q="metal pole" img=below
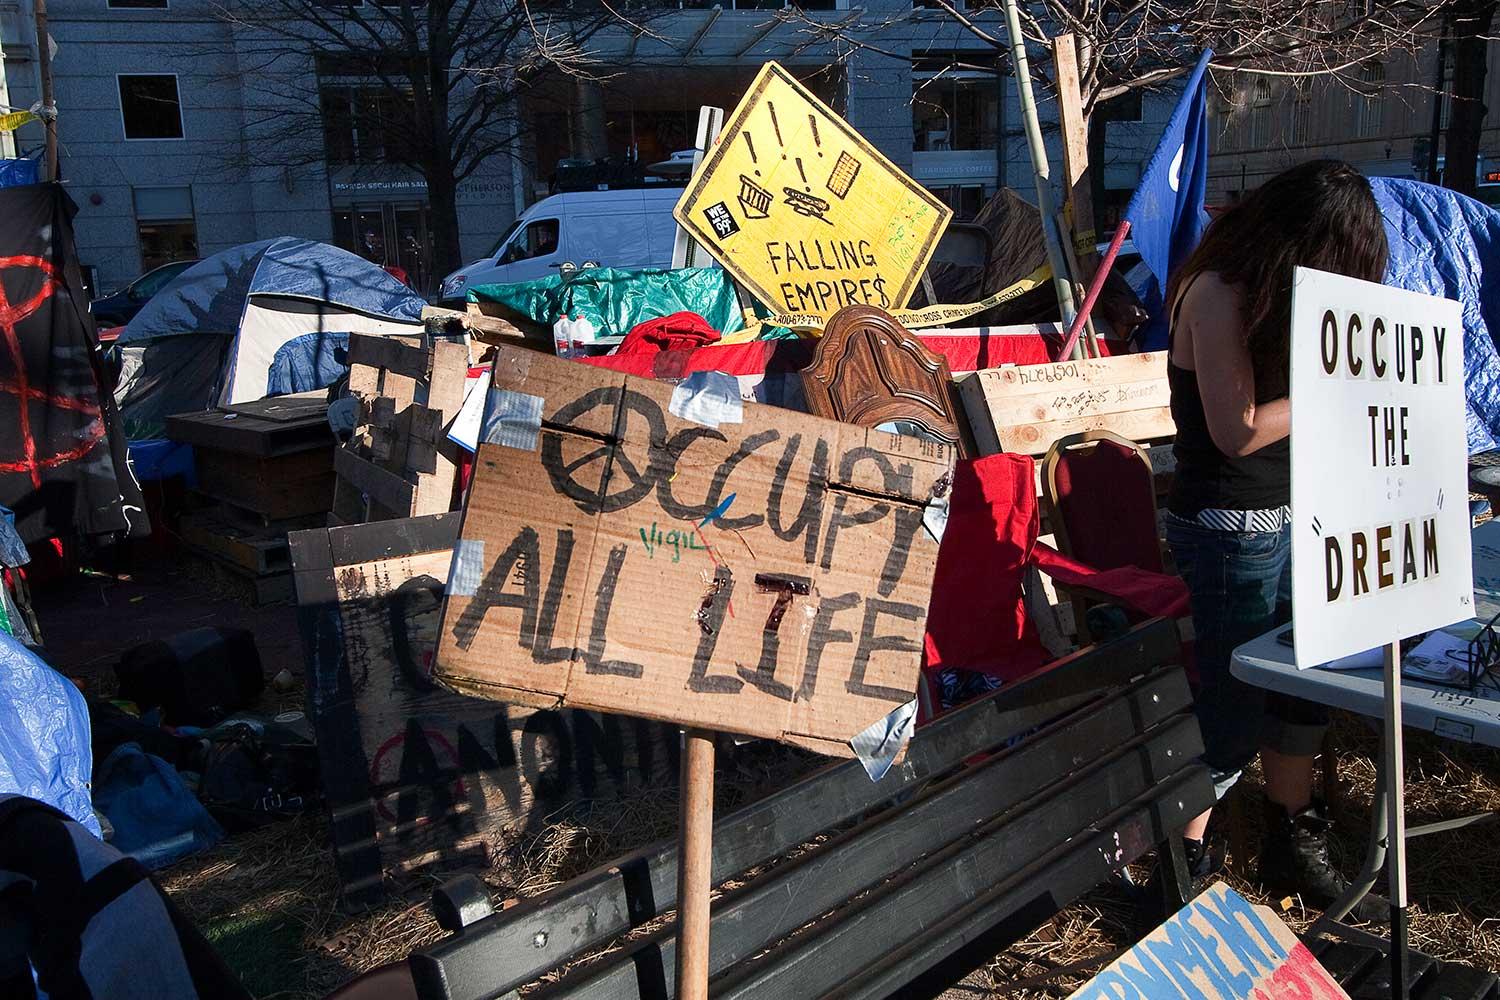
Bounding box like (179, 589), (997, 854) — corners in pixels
(999, 0), (1080, 356)
(1056, 220), (1128, 361)
(1383, 640), (1409, 1000)
(1428, 30), (1448, 185)
(33, 0), (57, 182)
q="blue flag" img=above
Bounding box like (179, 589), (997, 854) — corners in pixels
(1123, 49), (1213, 350)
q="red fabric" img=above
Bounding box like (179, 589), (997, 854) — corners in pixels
(616, 312), (721, 356)
(1051, 439), (1165, 574)
(1032, 541), (1189, 620)
(923, 454), (1050, 681)
(922, 453), (1191, 691)
(581, 331), (1125, 379)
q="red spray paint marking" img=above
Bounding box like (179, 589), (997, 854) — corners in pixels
(0, 255), (105, 487)
(369, 727), (468, 824)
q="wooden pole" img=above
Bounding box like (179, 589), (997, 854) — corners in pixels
(1052, 34), (1101, 356)
(1000, 0), (1080, 357)
(674, 728), (716, 1000)
(1382, 640), (1409, 1000)
(33, 0), (57, 183)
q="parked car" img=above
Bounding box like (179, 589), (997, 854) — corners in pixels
(439, 187), (686, 301)
(89, 259), (198, 327)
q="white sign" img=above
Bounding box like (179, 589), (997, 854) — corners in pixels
(1291, 267), (1472, 667)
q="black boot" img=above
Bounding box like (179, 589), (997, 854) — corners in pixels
(1259, 801), (1389, 925)
(1134, 837), (1222, 932)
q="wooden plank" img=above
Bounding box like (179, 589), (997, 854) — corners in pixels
(335, 447), (416, 517)
(541, 672), (1195, 1000)
(177, 510), (292, 575)
(408, 620), (1184, 999)
(291, 514), (681, 907)
(1053, 33), (1102, 351)
(959, 353), (1174, 457)
(349, 333), (430, 381)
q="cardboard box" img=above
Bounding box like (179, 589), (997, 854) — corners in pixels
(433, 348), (954, 757)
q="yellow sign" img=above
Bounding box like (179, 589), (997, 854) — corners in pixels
(674, 62), (952, 323)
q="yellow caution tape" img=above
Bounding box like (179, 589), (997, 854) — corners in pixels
(0, 111), (37, 133)
(727, 263), (1052, 340)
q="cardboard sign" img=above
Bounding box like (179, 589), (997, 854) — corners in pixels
(1290, 268), (1473, 667)
(1069, 883), (1350, 999)
(673, 62), (952, 325)
(432, 349), (952, 757)
(290, 513), (678, 906)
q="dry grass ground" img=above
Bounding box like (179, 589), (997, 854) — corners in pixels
(158, 711), (1500, 999)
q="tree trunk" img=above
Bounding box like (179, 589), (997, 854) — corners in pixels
(1444, 0), (1497, 196)
(427, 162), (463, 283)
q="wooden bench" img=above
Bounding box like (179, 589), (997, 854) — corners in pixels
(403, 618), (1213, 1000)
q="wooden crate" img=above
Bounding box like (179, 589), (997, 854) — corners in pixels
(194, 447), (334, 521)
(332, 334), (468, 524)
(289, 514), (681, 907)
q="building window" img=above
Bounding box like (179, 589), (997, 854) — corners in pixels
(1291, 83), (1311, 144)
(911, 64), (1000, 152)
(1248, 79), (1272, 148)
(1357, 62), (1385, 138)
(108, 0), (168, 8)
(133, 187), (198, 273)
(928, 184), (987, 220)
(118, 75), (183, 140)
(319, 83), (417, 164)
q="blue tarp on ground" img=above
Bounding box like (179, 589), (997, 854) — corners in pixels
(0, 632), (99, 836)
(1370, 178), (1500, 454)
(119, 238), (424, 344)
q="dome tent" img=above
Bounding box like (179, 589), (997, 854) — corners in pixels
(115, 238), (424, 436)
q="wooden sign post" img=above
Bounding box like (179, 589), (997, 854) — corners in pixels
(432, 348), (950, 996)
(1289, 268), (1471, 998)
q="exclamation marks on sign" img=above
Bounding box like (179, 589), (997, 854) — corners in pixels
(768, 101), (785, 154)
(743, 131), (759, 176)
(795, 157), (809, 189)
(808, 114), (823, 156)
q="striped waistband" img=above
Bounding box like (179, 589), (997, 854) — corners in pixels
(1175, 505), (1291, 533)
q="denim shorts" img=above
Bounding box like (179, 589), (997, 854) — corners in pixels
(1165, 512), (1329, 799)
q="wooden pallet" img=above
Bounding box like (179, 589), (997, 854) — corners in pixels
(332, 334), (468, 524)
(177, 508), (296, 575)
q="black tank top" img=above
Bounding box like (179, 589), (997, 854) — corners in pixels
(1167, 277), (1290, 516)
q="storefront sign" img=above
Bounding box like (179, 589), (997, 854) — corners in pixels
(674, 62), (952, 324)
(1290, 267), (1472, 667)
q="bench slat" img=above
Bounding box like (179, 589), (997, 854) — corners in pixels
(410, 621), (1183, 1000)
(537, 668), (1194, 999)
(715, 758), (1211, 998)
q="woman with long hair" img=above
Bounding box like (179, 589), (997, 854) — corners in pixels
(1165, 159), (1388, 922)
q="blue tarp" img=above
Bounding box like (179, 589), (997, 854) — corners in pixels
(119, 237), (424, 345)
(267, 331), (349, 396)
(1370, 178), (1500, 454)
(0, 632), (99, 836)
(0, 156), (39, 189)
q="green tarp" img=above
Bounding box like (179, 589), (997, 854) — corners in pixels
(467, 267), (746, 339)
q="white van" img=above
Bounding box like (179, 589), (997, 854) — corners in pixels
(439, 187), (687, 299)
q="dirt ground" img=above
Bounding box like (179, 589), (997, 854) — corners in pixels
(31, 559), (1500, 999)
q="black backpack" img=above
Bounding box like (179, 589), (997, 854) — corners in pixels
(115, 627), (264, 727)
(0, 795), (251, 1000)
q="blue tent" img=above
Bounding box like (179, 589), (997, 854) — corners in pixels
(0, 632), (99, 836)
(1370, 179), (1500, 454)
(115, 238), (424, 435)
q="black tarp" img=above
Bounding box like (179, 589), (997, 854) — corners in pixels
(0, 183), (146, 543)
